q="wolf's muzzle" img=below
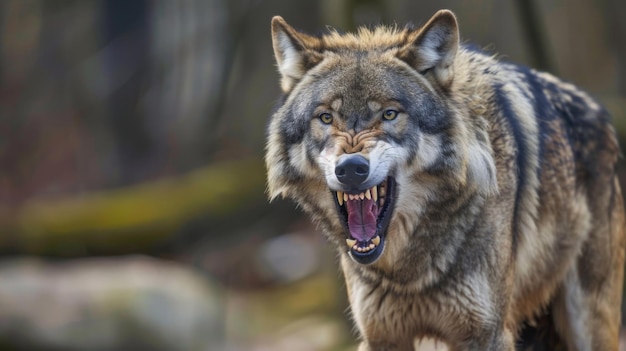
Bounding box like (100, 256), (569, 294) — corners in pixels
(335, 155), (369, 187)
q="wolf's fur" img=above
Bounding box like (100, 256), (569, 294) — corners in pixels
(265, 9), (625, 350)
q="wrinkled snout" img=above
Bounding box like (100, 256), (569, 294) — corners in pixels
(335, 154), (369, 187)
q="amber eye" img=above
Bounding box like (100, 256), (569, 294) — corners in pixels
(383, 109), (398, 121)
(319, 113), (333, 124)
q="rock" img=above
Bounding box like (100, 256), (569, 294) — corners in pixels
(0, 256), (223, 351)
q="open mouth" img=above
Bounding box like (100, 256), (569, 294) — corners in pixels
(332, 177), (397, 264)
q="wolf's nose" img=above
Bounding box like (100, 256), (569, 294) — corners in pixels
(335, 155), (369, 186)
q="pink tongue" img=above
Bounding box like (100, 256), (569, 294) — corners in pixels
(346, 198), (378, 241)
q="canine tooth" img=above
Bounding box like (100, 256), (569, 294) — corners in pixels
(337, 191), (344, 206)
(346, 238), (357, 247)
(359, 193), (365, 200)
(365, 189), (371, 200)
(372, 235), (381, 246)
(372, 186), (378, 201)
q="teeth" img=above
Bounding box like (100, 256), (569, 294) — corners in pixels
(342, 188), (379, 202)
(379, 186), (386, 197)
(350, 237), (381, 253)
(372, 235), (380, 245)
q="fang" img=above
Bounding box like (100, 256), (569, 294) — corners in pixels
(372, 235), (381, 245)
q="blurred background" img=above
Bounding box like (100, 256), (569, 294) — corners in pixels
(0, 0), (625, 350)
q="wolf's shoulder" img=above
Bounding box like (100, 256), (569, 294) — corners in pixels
(456, 44), (619, 175)
(455, 45), (610, 129)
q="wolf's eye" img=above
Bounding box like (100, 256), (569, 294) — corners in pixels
(383, 109), (398, 121)
(319, 113), (333, 124)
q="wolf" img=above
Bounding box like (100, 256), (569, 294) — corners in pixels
(265, 9), (625, 350)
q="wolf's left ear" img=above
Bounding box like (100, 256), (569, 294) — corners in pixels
(271, 16), (324, 93)
(398, 10), (459, 88)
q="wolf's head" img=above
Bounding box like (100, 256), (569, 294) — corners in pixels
(266, 10), (497, 266)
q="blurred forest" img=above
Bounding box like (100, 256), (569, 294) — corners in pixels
(0, 0), (625, 350)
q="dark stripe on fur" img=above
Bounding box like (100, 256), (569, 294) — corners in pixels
(516, 314), (566, 351)
(492, 82), (527, 253)
(514, 67), (551, 189)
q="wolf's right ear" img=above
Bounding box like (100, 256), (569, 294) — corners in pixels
(271, 16), (324, 93)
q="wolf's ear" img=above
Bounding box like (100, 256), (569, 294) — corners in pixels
(271, 16), (324, 93)
(398, 10), (459, 88)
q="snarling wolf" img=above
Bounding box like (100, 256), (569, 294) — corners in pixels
(265, 9), (625, 350)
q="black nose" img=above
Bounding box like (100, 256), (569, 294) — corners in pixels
(335, 155), (369, 186)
